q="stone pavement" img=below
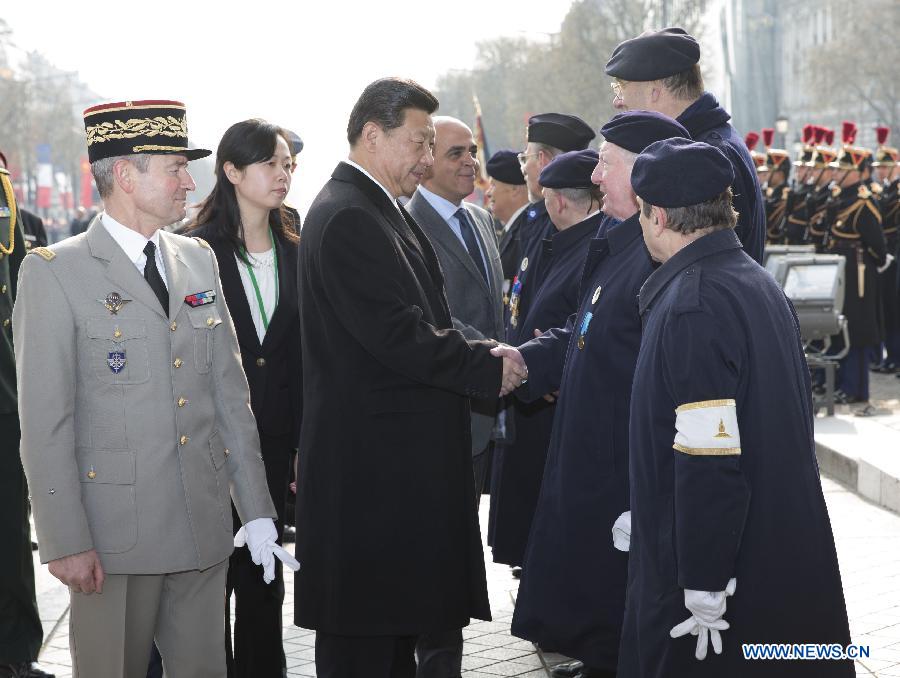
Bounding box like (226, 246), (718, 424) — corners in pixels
(29, 467), (900, 677)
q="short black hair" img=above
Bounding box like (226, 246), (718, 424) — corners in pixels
(347, 78), (439, 145)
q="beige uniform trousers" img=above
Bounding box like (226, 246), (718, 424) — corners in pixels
(69, 559), (228, 678)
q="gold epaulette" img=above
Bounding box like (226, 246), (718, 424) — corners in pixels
(766, 187), (774, 199)
(0, 168), (8, 176)
(831, 185), (842, 198)
(192, 237), (210, 250)
(29, 247), (55, 261)
(858, 184), (872, 200)
(870, 182), (883, 195)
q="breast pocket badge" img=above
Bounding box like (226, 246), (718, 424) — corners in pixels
(577, 311), (593, 350)
(107, 351), (126, 374)
(185, 290), (216, 307)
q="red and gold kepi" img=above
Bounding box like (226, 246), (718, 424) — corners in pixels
(82, 99), (211, 163)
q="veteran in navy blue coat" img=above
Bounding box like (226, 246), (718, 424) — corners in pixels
(606, 27), (765, 264)
(620, 139), (851, 677)
(488, 150), (601, 568)
(500, 113), (691, 677)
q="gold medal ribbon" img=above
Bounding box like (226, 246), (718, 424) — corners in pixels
(0, 172), (17, 256)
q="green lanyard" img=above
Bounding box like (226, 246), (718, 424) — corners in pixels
(241, 228), (279, 332)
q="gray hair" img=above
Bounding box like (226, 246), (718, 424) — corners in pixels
(91, 154), (151, 198)
(555, 187), (595, 207)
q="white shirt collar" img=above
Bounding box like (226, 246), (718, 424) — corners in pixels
(504, 203), (529, 233)
(100, 211), (161, 265)
(416, 185), (463, 223)
(343, 159), (401, 211)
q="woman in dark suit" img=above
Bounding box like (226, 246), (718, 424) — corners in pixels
(190, 119), (301, 678)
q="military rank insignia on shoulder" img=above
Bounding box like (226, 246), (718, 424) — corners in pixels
(870, 182), (884, 195)
(30, 247), (56, 261)
(831, 185), (842, 198)
(192, 236), (211, 249)
(858, 184), (872, 200)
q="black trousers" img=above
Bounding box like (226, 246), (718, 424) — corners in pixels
(225, 432), (292, 678)
(315, 632), (418, 678)
(0, 414), (42, 664)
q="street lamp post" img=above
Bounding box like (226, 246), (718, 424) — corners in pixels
(775, 115), (789, 148)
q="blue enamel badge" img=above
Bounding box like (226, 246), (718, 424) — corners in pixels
(577, 312), (593, 350)
(107, 351), (126, 374)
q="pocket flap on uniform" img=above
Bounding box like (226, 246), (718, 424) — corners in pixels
(188, 308), (222, 330)
(75, 449), (136, 485)
(209, 431), (228, 469)
(86, 317), (147, 342)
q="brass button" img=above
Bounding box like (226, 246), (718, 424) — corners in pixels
(113, 328), (122, 339)
(177, 397), (187, 407)
(87, 470), (96, 480)
(179, 435), (189, 446)
(1, 284), (7, 294)
(170, 321), (178, 331)
(206, 317), (214, 327)
(2, 319), (9, 328)
(173, 358), (183, 368)
(256, 358), (266, 367)
(224, 448), (230, 457)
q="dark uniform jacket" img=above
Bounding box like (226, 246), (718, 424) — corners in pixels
(510, 214), (652, 670)
(677, 93), (765, 263)
(0, 186), (26, 412)
(294, 162), (501, 635)
(785, 181), (813, 245)
(504, 200), (554, 342)
(827, 182), (887, 347)
(620, 229), (851, 678)
(764, 183), (790, 244)
(488, 211), (600, 567)
(499, 207), (529, 284)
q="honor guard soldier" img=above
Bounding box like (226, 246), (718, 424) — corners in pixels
(494, 112), (691, 678)
(605, 27), (766, 263)
(805, 126), (838, 250)
(784, 124), (816, 245)
(760, 127), (792, 245)
(871, 126), (899, 372)
(485, 150), (530, 303)
(620, 137), (852, 678)
(509, 113), (596, 334)
(744, 131), (766, 174)
(489, 149), (602, 573)
(0, 150), (48, 251)
(826, 121), (888, 411)
(14, 100), (289, 678)
(0, 160), (53, 678)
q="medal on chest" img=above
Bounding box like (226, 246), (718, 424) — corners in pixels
(577, 285), (602, 350)
(509, 257), (529, 328)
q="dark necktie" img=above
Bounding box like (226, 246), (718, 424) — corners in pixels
(143, 241), (169, 313)
(455, 208), (488, 283)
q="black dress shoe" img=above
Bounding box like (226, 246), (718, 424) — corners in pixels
(0, 663), (56, 678)
(551, 660), (584, 678)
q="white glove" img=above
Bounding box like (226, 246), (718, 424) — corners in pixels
(877, 253), (895, 274)
(612, 511), (631, 552)
(234, 517), (301, 584)
(670, 577), (737, 660)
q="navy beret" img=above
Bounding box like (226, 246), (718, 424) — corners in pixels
(286, 129), (304, 155)
(486, 150), (526, 185)
(605, 27), (700, 81)
(539, 149), (599, 189)
(528, 113), (595, 152)
(599, 111), (690, 154)
(631, 138), (734, 208)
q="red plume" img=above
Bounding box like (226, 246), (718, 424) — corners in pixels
(762, 128), (775, 148)
(744, 131), (759, 151)
(876, 126), (890, 145)
(824, 129), (835, 146)
(802, 124), (814, 144)
(841, 121), (856, 145)
(813, 126), (826, 144)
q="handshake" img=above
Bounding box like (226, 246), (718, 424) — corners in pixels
(491, 344), (528, 397)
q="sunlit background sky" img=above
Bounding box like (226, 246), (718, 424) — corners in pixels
(2, 1), (574, 216)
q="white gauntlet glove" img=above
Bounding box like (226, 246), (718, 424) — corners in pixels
(611, 511), (631, 552)
(670, 577), (737, 660)
(234, 517), (301, 584)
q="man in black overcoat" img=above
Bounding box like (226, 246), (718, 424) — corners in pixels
(294, 77), (526, 678)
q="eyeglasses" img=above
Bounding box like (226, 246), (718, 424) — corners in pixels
(517, 152), (538, 166)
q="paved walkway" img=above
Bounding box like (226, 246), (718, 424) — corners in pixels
(30, 469), (900, 677)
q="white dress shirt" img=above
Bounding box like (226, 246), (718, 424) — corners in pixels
(235, 249), (278, 343)
(101, 212), (168, 288)
(416, 185), (489, 273)
(343, 159), (402, 213)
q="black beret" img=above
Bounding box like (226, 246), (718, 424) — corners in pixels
(539, 149), (599, 189)
(599, 111), (690, 154)
(631, 138), (734, 208)
(528, 113), (595, 152)
(285, 129), (304, 156)
(486, 150), (526, 185)
(605, 27), (700, 81)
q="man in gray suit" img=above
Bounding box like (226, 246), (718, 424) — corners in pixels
(13, 100), (293, 678)
(407, 115), (504, 678)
